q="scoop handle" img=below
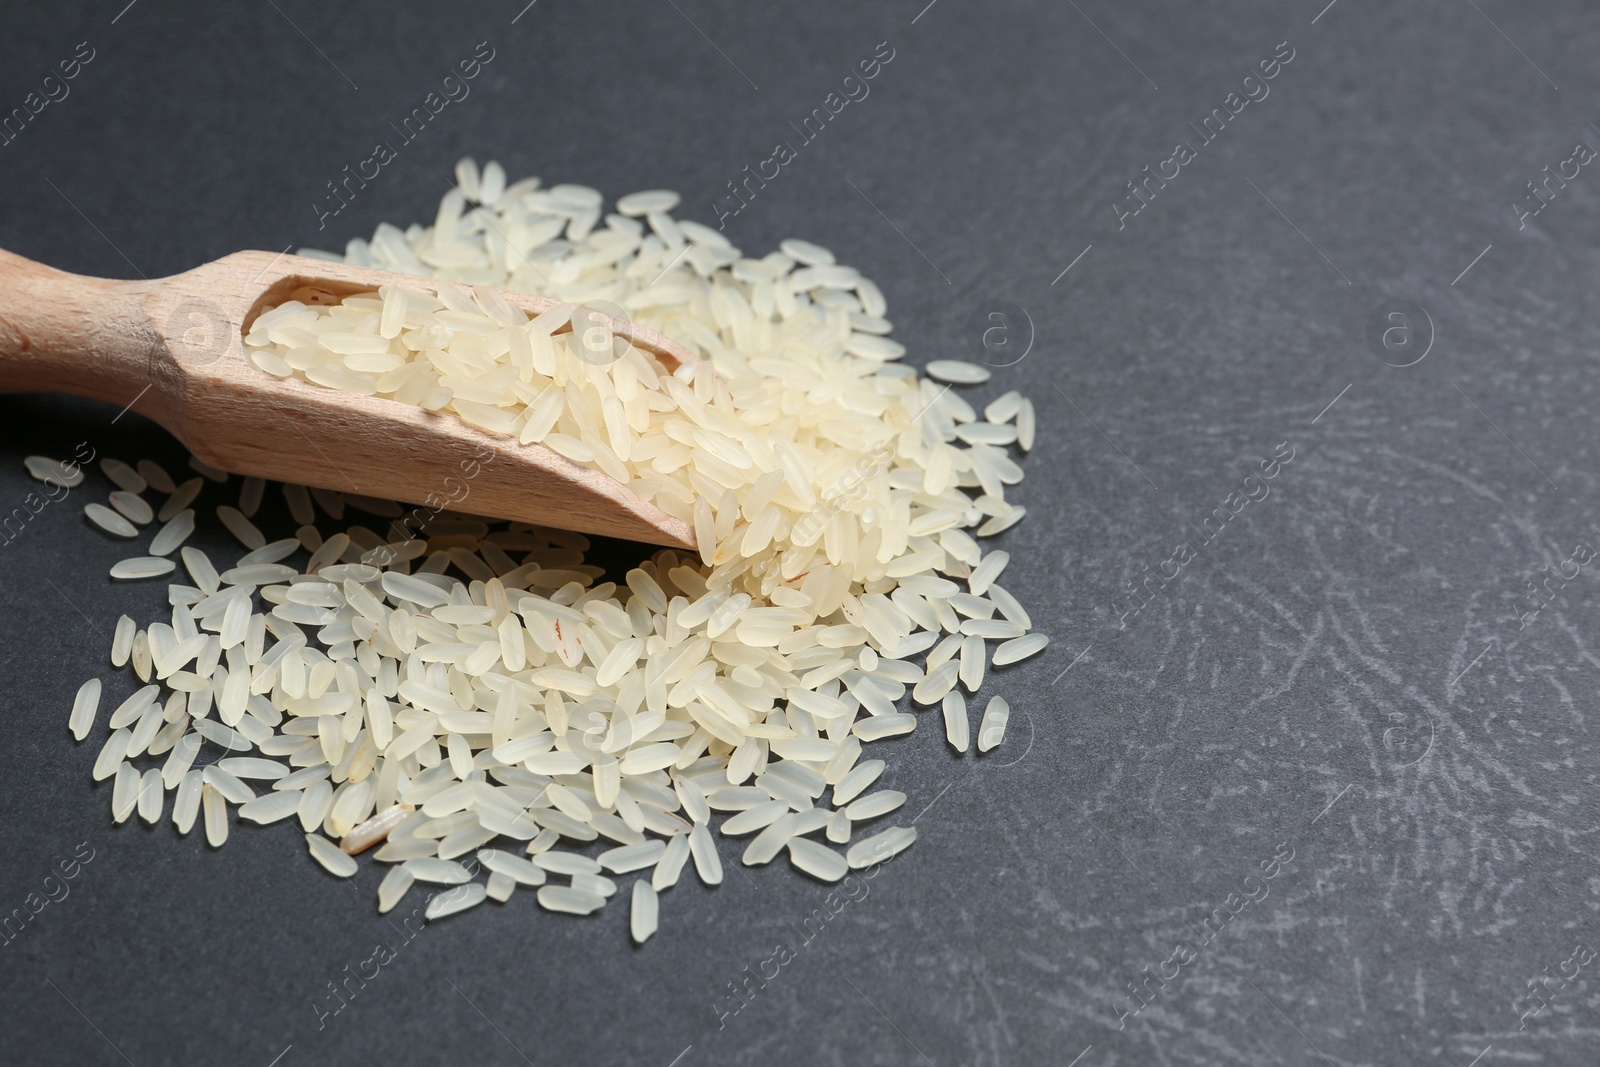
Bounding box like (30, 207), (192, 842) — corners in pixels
(0, 246), (161, 408)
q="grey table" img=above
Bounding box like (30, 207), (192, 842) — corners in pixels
(2, 2), (1597, 1064)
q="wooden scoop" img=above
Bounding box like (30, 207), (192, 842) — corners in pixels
(0, 247), (698, 549)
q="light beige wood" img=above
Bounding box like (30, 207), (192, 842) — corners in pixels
(0, 247), (698, 548)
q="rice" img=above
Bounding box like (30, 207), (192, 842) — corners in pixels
(617, 190), (681, 216)
(137, 768), (165, 823)
(985, 391), (1023, 423)
(403, 857), (472, 884)
(846, 826), (918, 868)
(741, 814), (798, 866)
(306, 832), (359, 877)
(110, 616), (136, 666)
(689, 824), (723, 885)
(826, 810), (851, 843)
(148, 511), (195, 556)
(106, 685), (158, 730)
(160, 479), (203, 521)
(854, 714), (917, 741)
(296, 780), (331, 831)
(537, 885), (607, 915)
(216, 506), (265, 550)
(486, 871), (516, 902)
(238, 792), (301, 825)
(101, 458), (146, 493)
(830, 759), (885, 806)
(427, 883), (488, 919)
(652, 833), (691, 891)
(171, 770), (202, 833)
(137, 459), (175, 493)
(967, 551), (1009, 596)
(55, 159), (1048, 939)
(109, 490), (154, 525)
(25, 455), (84, 487)
(377, 866), (414, 913)
(959, 634), (986, 690)
(940, 687), (966, 755)
(978, 696), (1011, 752)
(534, 850), (600, 876)
(203, 765), (254, 805)
(85, 503), (139, 538)
(573, 872), (618, 898)
(787, 837), (848, 882)
(993, 633), (1049, 665)
(202, 782), (228, 846)
(630, 879), (659, 942)
(92, 728), (130, 780)
(844, 789), (907, 821)
(477, 849), (547, 886)
(109, 762), (137, 822)
(925, 360), (992, 384)
(599, 840), (666, 873)
(911, 663), (959, 705)
(69, 679), (101, 741)
(719, 800), (789, 836)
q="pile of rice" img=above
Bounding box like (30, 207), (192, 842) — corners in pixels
(44, 159), (1044, 940)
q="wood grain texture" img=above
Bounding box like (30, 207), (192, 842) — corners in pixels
(0, 247), (698, 548)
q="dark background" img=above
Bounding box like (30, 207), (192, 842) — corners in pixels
(2, 1), (1599, 1064)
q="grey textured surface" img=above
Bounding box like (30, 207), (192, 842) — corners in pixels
(2, 1), (1599, 1064)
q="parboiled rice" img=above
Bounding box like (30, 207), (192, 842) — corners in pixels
(55, 160), (1050, 939)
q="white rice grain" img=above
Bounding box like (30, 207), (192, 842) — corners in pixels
(160, 478), (204, 521)
(173, 770), (204, 833)
(86, 503), (139, 538)
(405, 857), (473, 884)
(846, 789), (908, 822)
(93, 728), (131, 780)
(978, 696), (1010, 752)
(377, 866), (415, 913)
(102, 458), (146, 493)
(111, 615), (136, 667)
(112, 762), (139, 822)
(306, 832), (359, 877)
(217, 506), (265, 549)
(599, 840), (666, 873)
(787, 837), (847, 882)
(854, 714), (916, 742)
(109, 490), (154, 525)
(537, 885), (606, 915)
(486, 871), (516, 903)
(69, 679), (101, 741)
(137, 767), (165, 824)
(689, 823), (722, 885)
(830, 759), (884, 806)
(25, 455), (84, 487)
(478, 849), (547, 886)
(993, 633), (1049, 665)
(630, 879), (659, 942)
(652, 832), (691, 891)
(427, 883), (488, 919)
(846, 826), (917, 868)
(148, 511), (195, 556)
(137, 459), (176, 493)
(238, 791), (301, 825)
(925, 360), (991, 384)
(202, 782), (228, 846)
(942, 690), (970, 752)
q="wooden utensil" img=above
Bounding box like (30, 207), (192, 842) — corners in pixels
(0, 247), (698, 548)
